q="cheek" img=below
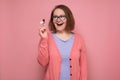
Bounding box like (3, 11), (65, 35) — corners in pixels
(52, 21), (55, 24)
(52, 21), (57, 26)
(64, 21), (67, 26)
(64, 20), (67, 24)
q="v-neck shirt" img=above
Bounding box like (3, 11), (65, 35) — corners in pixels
(52, 33), (74, 80)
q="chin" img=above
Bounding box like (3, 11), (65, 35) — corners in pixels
(56, 29), (65, 32)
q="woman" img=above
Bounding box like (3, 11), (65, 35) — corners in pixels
(38, 4), (87, 80)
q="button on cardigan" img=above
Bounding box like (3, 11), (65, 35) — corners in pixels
(37, 32), (87, 80)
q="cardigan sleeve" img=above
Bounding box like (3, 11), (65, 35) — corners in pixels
(37, 37), (49, 67)
(79, 37), (87, 80)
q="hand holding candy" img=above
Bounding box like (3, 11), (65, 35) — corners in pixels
(39, 19), (48, 38)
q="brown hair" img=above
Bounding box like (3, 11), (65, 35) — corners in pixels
(49, 4), (75, 33)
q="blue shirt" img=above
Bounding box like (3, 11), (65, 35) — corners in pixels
(52, 33), (74, 80)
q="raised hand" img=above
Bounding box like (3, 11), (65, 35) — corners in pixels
(38, 19), (48, 38)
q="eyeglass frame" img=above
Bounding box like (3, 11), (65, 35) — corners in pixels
(52, 15), (66, 21)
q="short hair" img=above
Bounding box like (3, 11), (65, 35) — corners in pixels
(49, 4), (75, 33)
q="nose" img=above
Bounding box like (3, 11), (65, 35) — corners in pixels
(56, 17), (61, 22)
(57, 17), (61, 20)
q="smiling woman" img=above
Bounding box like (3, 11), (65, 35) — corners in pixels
(38, 4), (87, 80)
(49, 5), (75, 33)
(52, 8), (67, 33)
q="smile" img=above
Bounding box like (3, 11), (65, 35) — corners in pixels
(56, 23), (64, 26)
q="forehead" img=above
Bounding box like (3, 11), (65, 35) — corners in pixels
(53, 8), (65, 15)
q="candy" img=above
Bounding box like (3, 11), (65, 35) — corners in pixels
(40, 19), (45, 26)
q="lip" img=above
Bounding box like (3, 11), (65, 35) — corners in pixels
(56, 23), (64, 26)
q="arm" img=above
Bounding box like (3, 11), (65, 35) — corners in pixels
(79, 38), (87, 80)
(37, 37), (49, 67)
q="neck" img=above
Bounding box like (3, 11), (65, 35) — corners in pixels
(55, 31), (73, 41)
(56, 31), (71, 36)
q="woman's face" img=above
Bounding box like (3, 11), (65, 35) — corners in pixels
(53, 8), (67, 32)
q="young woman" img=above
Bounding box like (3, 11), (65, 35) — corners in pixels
(38, 4), (87, 80)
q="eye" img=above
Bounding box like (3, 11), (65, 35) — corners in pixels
(59, 15), (66, 20)
(53, 16), (57, 19)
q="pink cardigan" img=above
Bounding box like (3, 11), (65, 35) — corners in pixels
(37, 32), (87, 80)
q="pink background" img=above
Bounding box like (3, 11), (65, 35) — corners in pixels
(0, 0), (120, 80)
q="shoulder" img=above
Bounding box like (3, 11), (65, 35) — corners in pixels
(47, 31), (53, 38)
(74, 32), (84, 40)
(47, 31), (55, 42)
(73, 32), (86, 47)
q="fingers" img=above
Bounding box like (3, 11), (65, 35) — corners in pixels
(39, 27), (46, 32)
(38, 19), (47, 38)
(39, 27), (46, 35)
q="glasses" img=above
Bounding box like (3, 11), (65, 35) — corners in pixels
(52, 15), (66, 21)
